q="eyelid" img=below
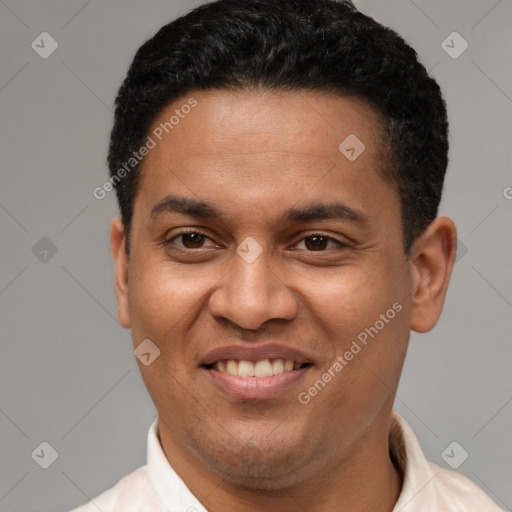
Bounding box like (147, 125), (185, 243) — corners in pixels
(163, 228), (215, 247)
(163, 228), (349, 250)
(292, 231), (350, 249)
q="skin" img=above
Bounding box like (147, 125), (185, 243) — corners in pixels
(110, 89), (457, 512)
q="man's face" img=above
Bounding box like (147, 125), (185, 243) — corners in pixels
(115, 89), (415, 485)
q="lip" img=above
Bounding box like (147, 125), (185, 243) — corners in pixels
(200, 343), (314, 400)
(202, 365), (311, 400)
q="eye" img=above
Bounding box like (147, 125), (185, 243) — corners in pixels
(294, 233), (347, 251)
(163, 230), (349, 252)
(164, 230), (218, 249)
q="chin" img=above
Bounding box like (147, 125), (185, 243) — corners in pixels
(191, 429), (317, 489)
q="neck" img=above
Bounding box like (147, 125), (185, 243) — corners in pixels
(158, 414), (403, 512)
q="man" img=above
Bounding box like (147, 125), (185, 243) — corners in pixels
(72, 0), (503, 510)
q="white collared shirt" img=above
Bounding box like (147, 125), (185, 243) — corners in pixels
(70, 412), (504, 511)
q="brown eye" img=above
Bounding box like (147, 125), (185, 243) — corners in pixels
(296, 234), (346, 251)
(166, 231), (216, 249)
(304, 235), (329, 251)
(182, 232), (206, 248)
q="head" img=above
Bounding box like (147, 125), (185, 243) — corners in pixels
(109, 0), (456, 496)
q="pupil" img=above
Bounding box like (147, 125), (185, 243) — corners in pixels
(305, 236), (326, 251)
(183, 233), (204, 248)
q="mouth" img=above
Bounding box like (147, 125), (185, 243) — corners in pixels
(203, 358), (312, 377)
(200, 346), (314, 400)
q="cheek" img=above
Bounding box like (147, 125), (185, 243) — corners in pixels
(311, 263), (409, 384)
(127, 261), (210, 411)
(128, 259), (207, 339)
(310, 265), (394, 335)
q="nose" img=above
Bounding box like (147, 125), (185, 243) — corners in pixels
(208, 244), (298, 331)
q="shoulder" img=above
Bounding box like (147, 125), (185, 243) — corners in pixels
(390, 412), (504, 511)
(427, 460), (505, 511)
(68, 465), (162, 512)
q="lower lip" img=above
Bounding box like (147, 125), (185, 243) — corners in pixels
(202, 366), (311, 400)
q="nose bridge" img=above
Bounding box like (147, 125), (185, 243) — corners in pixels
(209, 240), (297, 331)
(232, 243), (274, 303)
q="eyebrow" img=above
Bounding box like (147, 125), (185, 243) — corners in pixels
(150, 194), (369, 226)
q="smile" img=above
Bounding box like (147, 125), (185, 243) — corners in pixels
(207, 358), (309, 378)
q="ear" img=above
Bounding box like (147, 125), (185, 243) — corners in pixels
(409, 216), (457, 333)
(110, 217), (131, 328)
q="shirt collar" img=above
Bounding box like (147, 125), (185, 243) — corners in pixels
(146, 419), (208, 511)
(389, 412), (439, 510)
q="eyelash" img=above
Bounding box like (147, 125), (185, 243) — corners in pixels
(163, 228), (349, 251)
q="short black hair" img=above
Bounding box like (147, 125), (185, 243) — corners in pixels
(108, 0), (448, 254)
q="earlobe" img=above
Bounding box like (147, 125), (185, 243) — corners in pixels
(110, 217), (131, 328)
(409, 216), (457, 333)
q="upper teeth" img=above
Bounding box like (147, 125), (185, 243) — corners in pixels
(215, 359), (299, 377)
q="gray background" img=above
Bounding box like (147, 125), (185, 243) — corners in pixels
(0, 0), (511, 511)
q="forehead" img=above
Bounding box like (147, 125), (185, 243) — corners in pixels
(134, 88), (397, 228)
(150, 88), (384, 156)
